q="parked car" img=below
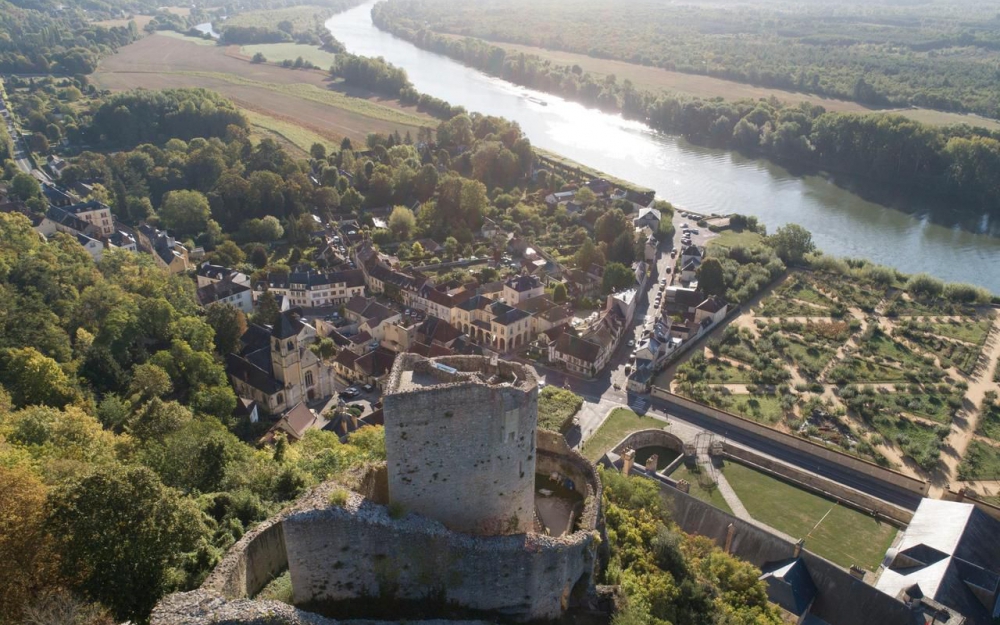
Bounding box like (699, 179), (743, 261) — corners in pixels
(627, 339), (635, 347)
(670, 250), (677, 258)
(361, 383), (374, 393)
(339, 387), (360, 399)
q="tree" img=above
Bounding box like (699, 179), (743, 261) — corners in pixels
(251, 52), (266, 63)
(608, 230), (636, 265)
(697, 257), (726, 298)
(574, 238), (604, 269)
(10, 173), (41, 201)
(0, 347), (77, 409)
(602, 262), (635, 294)
(388, 206), (416, 240)
(575, 186), (597, 206)
(310, 143), (327, 160)
(205, 303), (247, 356)
(551, 282), (568, 303)
(443, 236), (460, 259)
(47, 465), (206, 623)
(159, 190), (210, 236)
(0, 465), (58, 623)
(247, 244), (269, 268)
(411, 241), (425, 259)
(768, 223), (814, 265)
(595, 208), (631, 245)
(128, 363), (173, 403)
(253, 290), (281, 326)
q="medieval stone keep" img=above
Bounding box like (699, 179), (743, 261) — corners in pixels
(383, 354), (538, 535)
(151, 355), (604, 625)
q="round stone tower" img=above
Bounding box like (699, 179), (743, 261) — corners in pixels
(383, 354), (538, 535)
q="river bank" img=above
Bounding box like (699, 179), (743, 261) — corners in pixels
(326, 2), (1000, 292)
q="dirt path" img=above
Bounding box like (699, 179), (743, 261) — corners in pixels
(934, 310), (1000, 496)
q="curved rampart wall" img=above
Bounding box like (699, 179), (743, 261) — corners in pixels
(284, 483), (597, 622)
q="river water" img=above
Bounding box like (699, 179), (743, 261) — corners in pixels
(326, 3), (1000, 292)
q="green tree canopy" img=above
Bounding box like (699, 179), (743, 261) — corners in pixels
(159, 190), (211, 236)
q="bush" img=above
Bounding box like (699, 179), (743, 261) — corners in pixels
(328, 487), (349, 507)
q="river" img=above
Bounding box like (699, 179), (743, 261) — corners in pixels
(326, 3), (1000, 292)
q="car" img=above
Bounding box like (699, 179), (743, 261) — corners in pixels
(339, 387), (360, 399)
(681, 223), (689, 228)
(361, 383), (374, 393)
(538, 380), (546, 389)
(627, 339), (635, 347)
(691, 229), (700, 234)
(670, 250), (677, 258)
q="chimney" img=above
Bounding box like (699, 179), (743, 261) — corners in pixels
(645, 454), (659, 473)
(793, 538), (805, 558)
(849, 565), (866, 580)
(724, 523), (735, 554)
(622, 449), (635, 476)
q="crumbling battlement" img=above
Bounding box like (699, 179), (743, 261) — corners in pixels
(383, 355), (539, 535)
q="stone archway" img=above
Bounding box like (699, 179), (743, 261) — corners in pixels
(499, 338), (506, 352)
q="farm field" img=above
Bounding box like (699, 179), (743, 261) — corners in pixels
(223, 5), (333, 32)
(239, 43), (337, 68)
(721, 461), (898, 570)
(668, 267), (999, 484)
(91, 34), (434, 143)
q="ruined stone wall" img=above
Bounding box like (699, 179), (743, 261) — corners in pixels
(284, 484), (596, 622)
(200, 516), (287, 599)
(383, 355), (538, 535)
(536, 430), (602, 532)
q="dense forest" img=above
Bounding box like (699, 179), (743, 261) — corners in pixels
(373, 0), (1000, 118)
(372, 3), (1000, 214)
(0, 0), (140, 74)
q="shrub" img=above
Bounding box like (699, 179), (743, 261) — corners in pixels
(328, 487), (349, 507)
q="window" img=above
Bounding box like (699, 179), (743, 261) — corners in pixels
(305, 371), (314, 387)
(276, 393), (284, 405)
(286, 340), (293, 351)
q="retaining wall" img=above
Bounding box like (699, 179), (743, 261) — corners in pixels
(651, 390), (929, 500)
(609, 428), (685, 457)
(659, 486), (915, 625)
(721, 444), (913, 525)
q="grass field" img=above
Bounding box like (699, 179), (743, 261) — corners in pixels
(706, 229), (763, 250)
(92, 34), (434, 142)
(153, 30), (218, 46)
(243, 109), (336, 156)
(581, 408), (653, 461)
(669, 464), (732, 514)
(722, 461), (897, 569)
(240, 43), (337, 68)
(224, 5), (333, 32)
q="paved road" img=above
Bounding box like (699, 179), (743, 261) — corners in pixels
(649, 396), (924, 510)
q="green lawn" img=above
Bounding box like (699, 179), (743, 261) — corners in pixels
(782, 338), (838, 377)
(581, 408), (654, 461)
(670, 464), (732, 514)
(698, 359), (753, 384)
(707, 229), (763, 250)
(722, 461), (897, 570)
(538, 386), (583, 432)
(244, 110), (335, 156)
(240, 42), (337, 68)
